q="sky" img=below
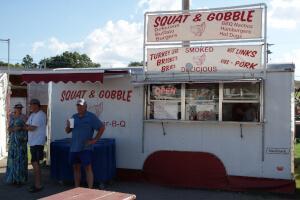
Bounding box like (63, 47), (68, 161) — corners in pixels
(0, 0), (299, 77)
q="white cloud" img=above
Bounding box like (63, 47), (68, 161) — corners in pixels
(84, 20), (143, 67)
(271, 48), (300, 77)
(48, 38), (83, 54)
(31, 20), (143, 67)
(32, 41), (45, 54)
(138, 0), (181, 12)
(268, 0), (300, 29)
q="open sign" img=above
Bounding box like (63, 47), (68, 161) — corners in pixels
(153, 86), (177, 96)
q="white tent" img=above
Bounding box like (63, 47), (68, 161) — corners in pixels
(0, 73), (8, 158)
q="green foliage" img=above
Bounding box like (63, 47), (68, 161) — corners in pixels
(295, 142), (300, 189)
(128, 61), (143, 67)
(39, 51), (100, 68)
(0, 60), (23, 68)
(22, 54), (36, 68)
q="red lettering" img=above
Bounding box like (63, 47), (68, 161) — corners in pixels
(60, 90), (87, 102)
(60, 90), (66, 102)
(153, 14), (190, 27)
(111, 90), (116, 99)
(185, 47), (213, 53)
(117, 91), (122, 100)
(98, 90), (132, 102)
(206, 10), (255, 22)
(173, 15), (183, 24)
(154, 16), (161, 28)
(161, 65), (175, 72)
(207, 13), (215, 21)
(235, 49), (258, 58)
(105, 91), (110, 98)
(182, 14), (190, 23)
(247, 10), (254, 22)
(160, 16), (168, 26)
(122, 90), (127, 101)
(215, 13), (223, 21)
(120, 120), (126, 127)
(127, 90), (132, 102)
(233, 11), (241, 21)
(167, 15), (176, 24)
(235, 61), (258, 69)
(99, 90), (104, 98)
(224, 12), (232, 21)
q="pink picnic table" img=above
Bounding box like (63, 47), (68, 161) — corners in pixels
(40, 187), (136, 200)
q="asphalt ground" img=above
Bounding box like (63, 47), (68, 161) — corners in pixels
(0, 158), (298, 200)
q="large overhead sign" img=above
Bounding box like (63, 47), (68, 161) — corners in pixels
(147, 8), (263, 42)
(147, 45), (262, 73)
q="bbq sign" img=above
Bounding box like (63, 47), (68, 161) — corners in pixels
(147, 8), (262, 42)
(147, 45), (262, 73)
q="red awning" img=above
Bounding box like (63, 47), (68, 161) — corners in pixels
(21, 72), (103, 83)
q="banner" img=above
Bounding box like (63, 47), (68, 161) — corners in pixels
(147, 8), (262, 42)
(147, 45), (262, 73)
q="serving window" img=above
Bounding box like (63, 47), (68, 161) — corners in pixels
(185, 83), (219, 121)
(222, 82), (260, 122)
(148, 84), (181, 120)
(145, 82), (261, 122)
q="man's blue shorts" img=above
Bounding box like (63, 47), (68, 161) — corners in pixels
(69, 150), (92, 166)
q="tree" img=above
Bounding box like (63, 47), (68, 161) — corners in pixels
(0, 60), (23, 68)
(128, 61), (144, 67)
(39, 51), (100, 68)
(22, 54), (35, 68)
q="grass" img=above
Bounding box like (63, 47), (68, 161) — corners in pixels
(295, 140), (300, 189)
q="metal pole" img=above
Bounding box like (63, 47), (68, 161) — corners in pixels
(182, 0), (189, 10)
(182, 0), (190, 47)
(7, 39), (10, 65)
(182, 0), (190, 120)
(0, 38), (10, 69)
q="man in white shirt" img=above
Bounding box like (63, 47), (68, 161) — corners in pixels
(25, 99), (46, 193)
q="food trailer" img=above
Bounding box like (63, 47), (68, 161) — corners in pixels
(0, 3), (296, 194)
(0, 62), (296, 193)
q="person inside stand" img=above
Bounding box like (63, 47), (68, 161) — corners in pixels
(65, 98), (105, 188)
(232, 103), (244, 121)
(5, 103), (28, 186)
(24, 99), (47, 193)
(243, 103), (257, 122)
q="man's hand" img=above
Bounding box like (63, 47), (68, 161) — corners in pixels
(24, 124), (37, 131)
(14, 126), (22, 131)
(86, 138), (97, 145)
(65, 120), (72, 133)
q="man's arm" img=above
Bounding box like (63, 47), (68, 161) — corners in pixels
(24, 124), (37, 131)
(88, 126), (105, 145)
(25, 113), (43, 131)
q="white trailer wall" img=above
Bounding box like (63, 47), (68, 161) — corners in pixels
(144, 117), (263, 178)
(49, 76), (144, 169)
(263, 70), (294, 179)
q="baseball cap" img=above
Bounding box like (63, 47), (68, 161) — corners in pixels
(14, 103), (23, 109)
(30, 99), (40, 106)
(76, 98), (87, 106)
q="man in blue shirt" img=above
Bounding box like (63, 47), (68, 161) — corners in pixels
(65, 98), (105, 188)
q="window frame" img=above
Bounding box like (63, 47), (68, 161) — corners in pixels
(145, 81), (262, 123)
